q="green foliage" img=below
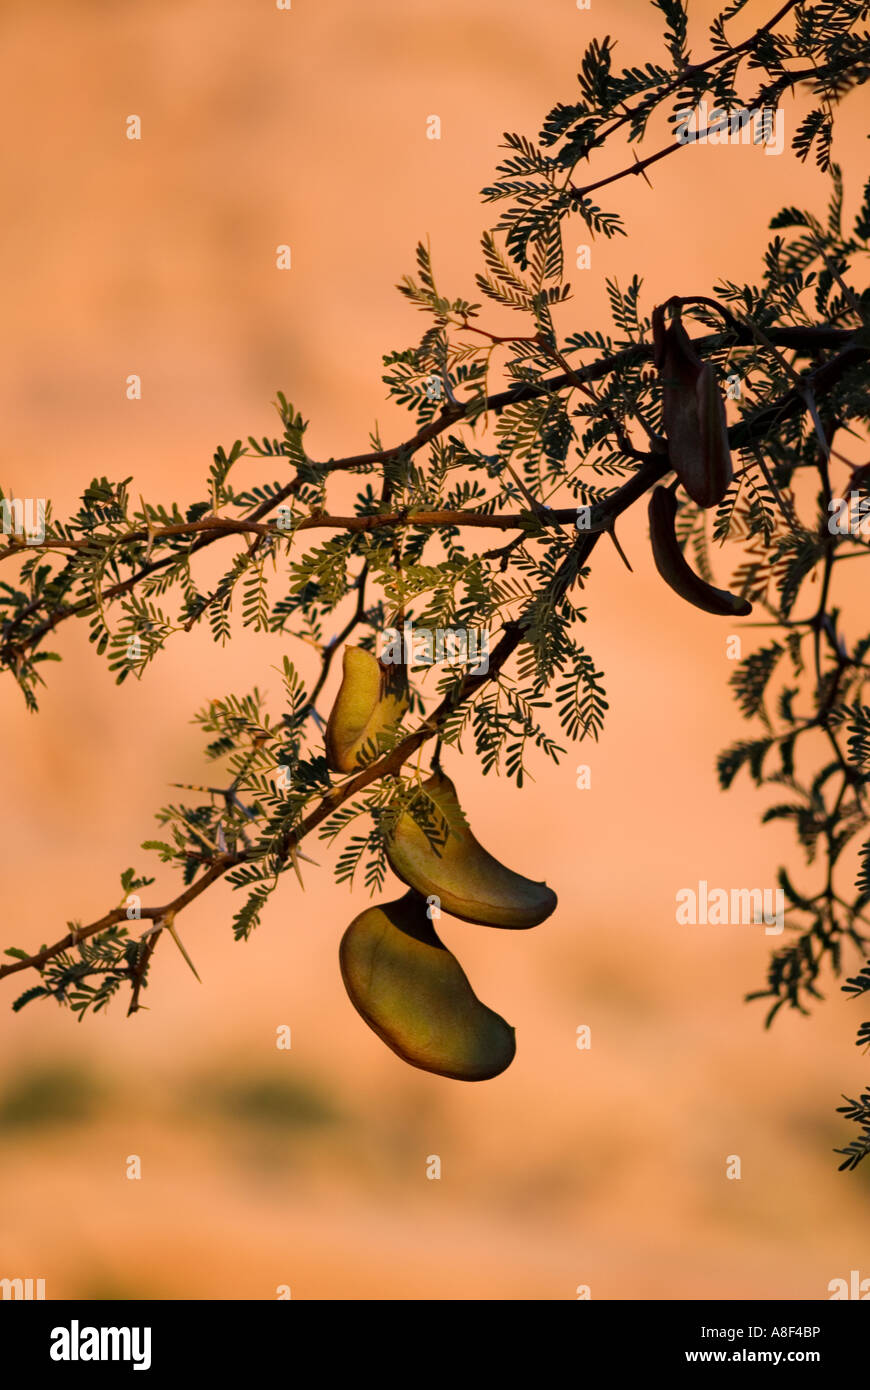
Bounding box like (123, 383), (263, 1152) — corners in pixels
(836, 1090), (870, 1172)
(17, 926), (142, 1019)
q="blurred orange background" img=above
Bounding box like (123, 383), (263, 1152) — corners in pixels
(0, 0), (867, 1299)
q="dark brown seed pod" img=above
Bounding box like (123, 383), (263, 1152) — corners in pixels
(648, 485), (752, 617)
(654, 305), (733, 509)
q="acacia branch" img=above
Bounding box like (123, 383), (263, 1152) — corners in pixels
(0, 508), (584, 560)
(573, 0), (804, 156)
(561, 1), (847, 205)
(0, 324), (857, 673)
(0, 453), (667, 996)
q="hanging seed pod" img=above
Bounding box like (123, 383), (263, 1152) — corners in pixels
(339, 891), (516, 1081)
(385, 771), (557, 929)
(653, 304), (733, 509)
(648, 486), (751, 617)
(325, 646), (409, 773)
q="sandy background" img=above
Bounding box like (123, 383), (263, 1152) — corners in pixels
(0, 0), (867, 1299)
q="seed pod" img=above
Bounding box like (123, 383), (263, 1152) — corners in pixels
(339, 891), (516, 1081)
(648, 485), (752, 617)
(654, 305), (732, 509)
(325, 646), (409, 773)
(385, 771), (557, 929)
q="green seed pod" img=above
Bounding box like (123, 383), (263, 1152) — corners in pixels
(339, 892), (517, 1081)
(325, 646), (408, 773)
(385, 771), (557, 929)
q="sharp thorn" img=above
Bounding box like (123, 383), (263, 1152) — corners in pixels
(607, 523), (633, 572)
(290, 845), (306, 890)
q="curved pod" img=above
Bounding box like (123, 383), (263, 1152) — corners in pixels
(339, 892), (516, 1081)
(648, 485), (752, 617)
(385, 771), (557, 929)
(325, 645), (408, 773)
